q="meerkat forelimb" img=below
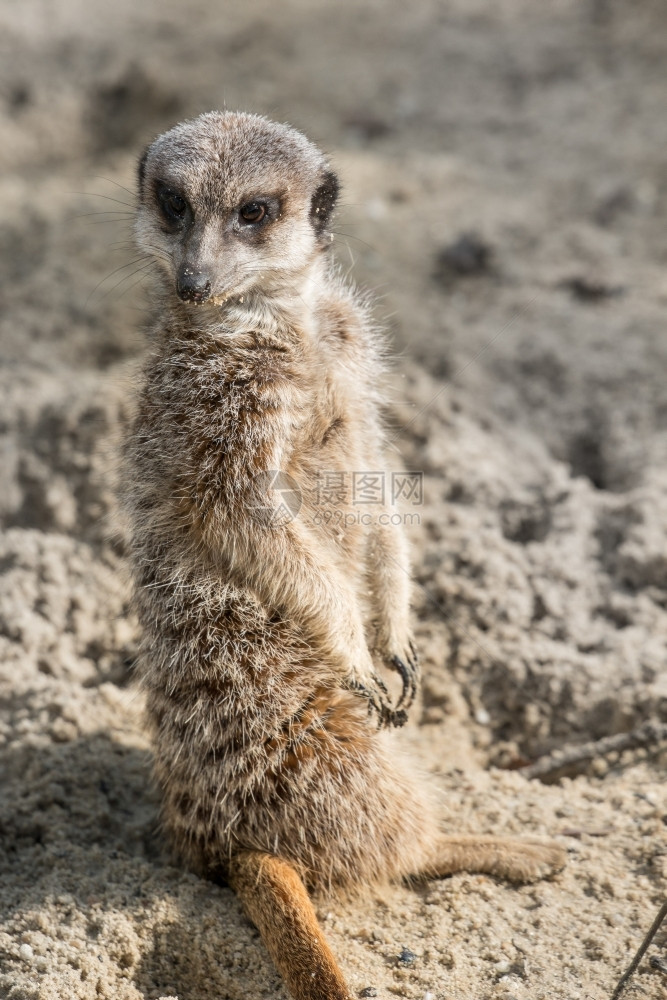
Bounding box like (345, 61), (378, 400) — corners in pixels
(126, 110), (566, 1000)
(366, 517), (419, 708)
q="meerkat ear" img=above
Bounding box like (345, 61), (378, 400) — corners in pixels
(310, 170), (339, 236)
(137, 147), (149, 197)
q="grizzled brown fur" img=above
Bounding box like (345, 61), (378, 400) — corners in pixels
(125, 111), (564, 1000)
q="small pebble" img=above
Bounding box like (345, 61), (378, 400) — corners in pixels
(398, 947), (417, 965)
(19, 943), (34, 961)
(359, 989), (378, 998)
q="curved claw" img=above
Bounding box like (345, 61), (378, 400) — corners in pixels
(388, 645), (419, 711)
(371, 671), (389, 698)
(389, 656), (415, 710)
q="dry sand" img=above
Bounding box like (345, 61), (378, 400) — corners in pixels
(1, 1), (666, 997)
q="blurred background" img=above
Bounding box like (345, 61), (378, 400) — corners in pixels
(1, 2), (667, 998)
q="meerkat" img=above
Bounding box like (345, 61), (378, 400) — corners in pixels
(124, 110), (565, 1000)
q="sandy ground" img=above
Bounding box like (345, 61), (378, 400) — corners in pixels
(1, 1), (667, 997)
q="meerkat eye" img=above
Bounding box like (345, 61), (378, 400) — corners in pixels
(239, 201), (267, 224)
(157, 186), (189, 223)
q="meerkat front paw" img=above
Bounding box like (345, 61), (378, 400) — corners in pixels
(342, 638), (410, 728)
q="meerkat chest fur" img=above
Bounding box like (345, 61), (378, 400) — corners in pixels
(134, 280), (380, 553)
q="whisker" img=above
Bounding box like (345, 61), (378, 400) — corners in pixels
(112, 263), (157, 303)
(78, 215), (134, 225)
(94, 176), (137, 202)
(75, 191), (138, 210)
(331, 231), (376, 252)
(86, 255), (151, 305)
(76, 209), (134, 217)
(84, 217), (135, 226)
(140, 246), (172, 265)
(96, 260), (156, 304)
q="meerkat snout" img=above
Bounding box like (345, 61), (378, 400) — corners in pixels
(176, 265), (212, 304)
(135, 111), (340, 306)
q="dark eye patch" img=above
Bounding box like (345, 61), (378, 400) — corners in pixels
(156, 183), (190, 224)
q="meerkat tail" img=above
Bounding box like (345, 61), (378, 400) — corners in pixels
(228, 850), (355, 1000)
(424, 835), (567, 884)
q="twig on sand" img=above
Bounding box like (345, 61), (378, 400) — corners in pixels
(519, 721), (667, 781)
(609, 900), (667, 1000)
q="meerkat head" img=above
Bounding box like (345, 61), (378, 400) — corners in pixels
(135, 111), (339, 307)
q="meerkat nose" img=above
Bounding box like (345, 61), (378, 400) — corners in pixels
(177, 267), (212, 305)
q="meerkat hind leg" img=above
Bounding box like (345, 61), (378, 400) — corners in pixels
(228, 850), (354, 1000)
(426, 834), (566, 884)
